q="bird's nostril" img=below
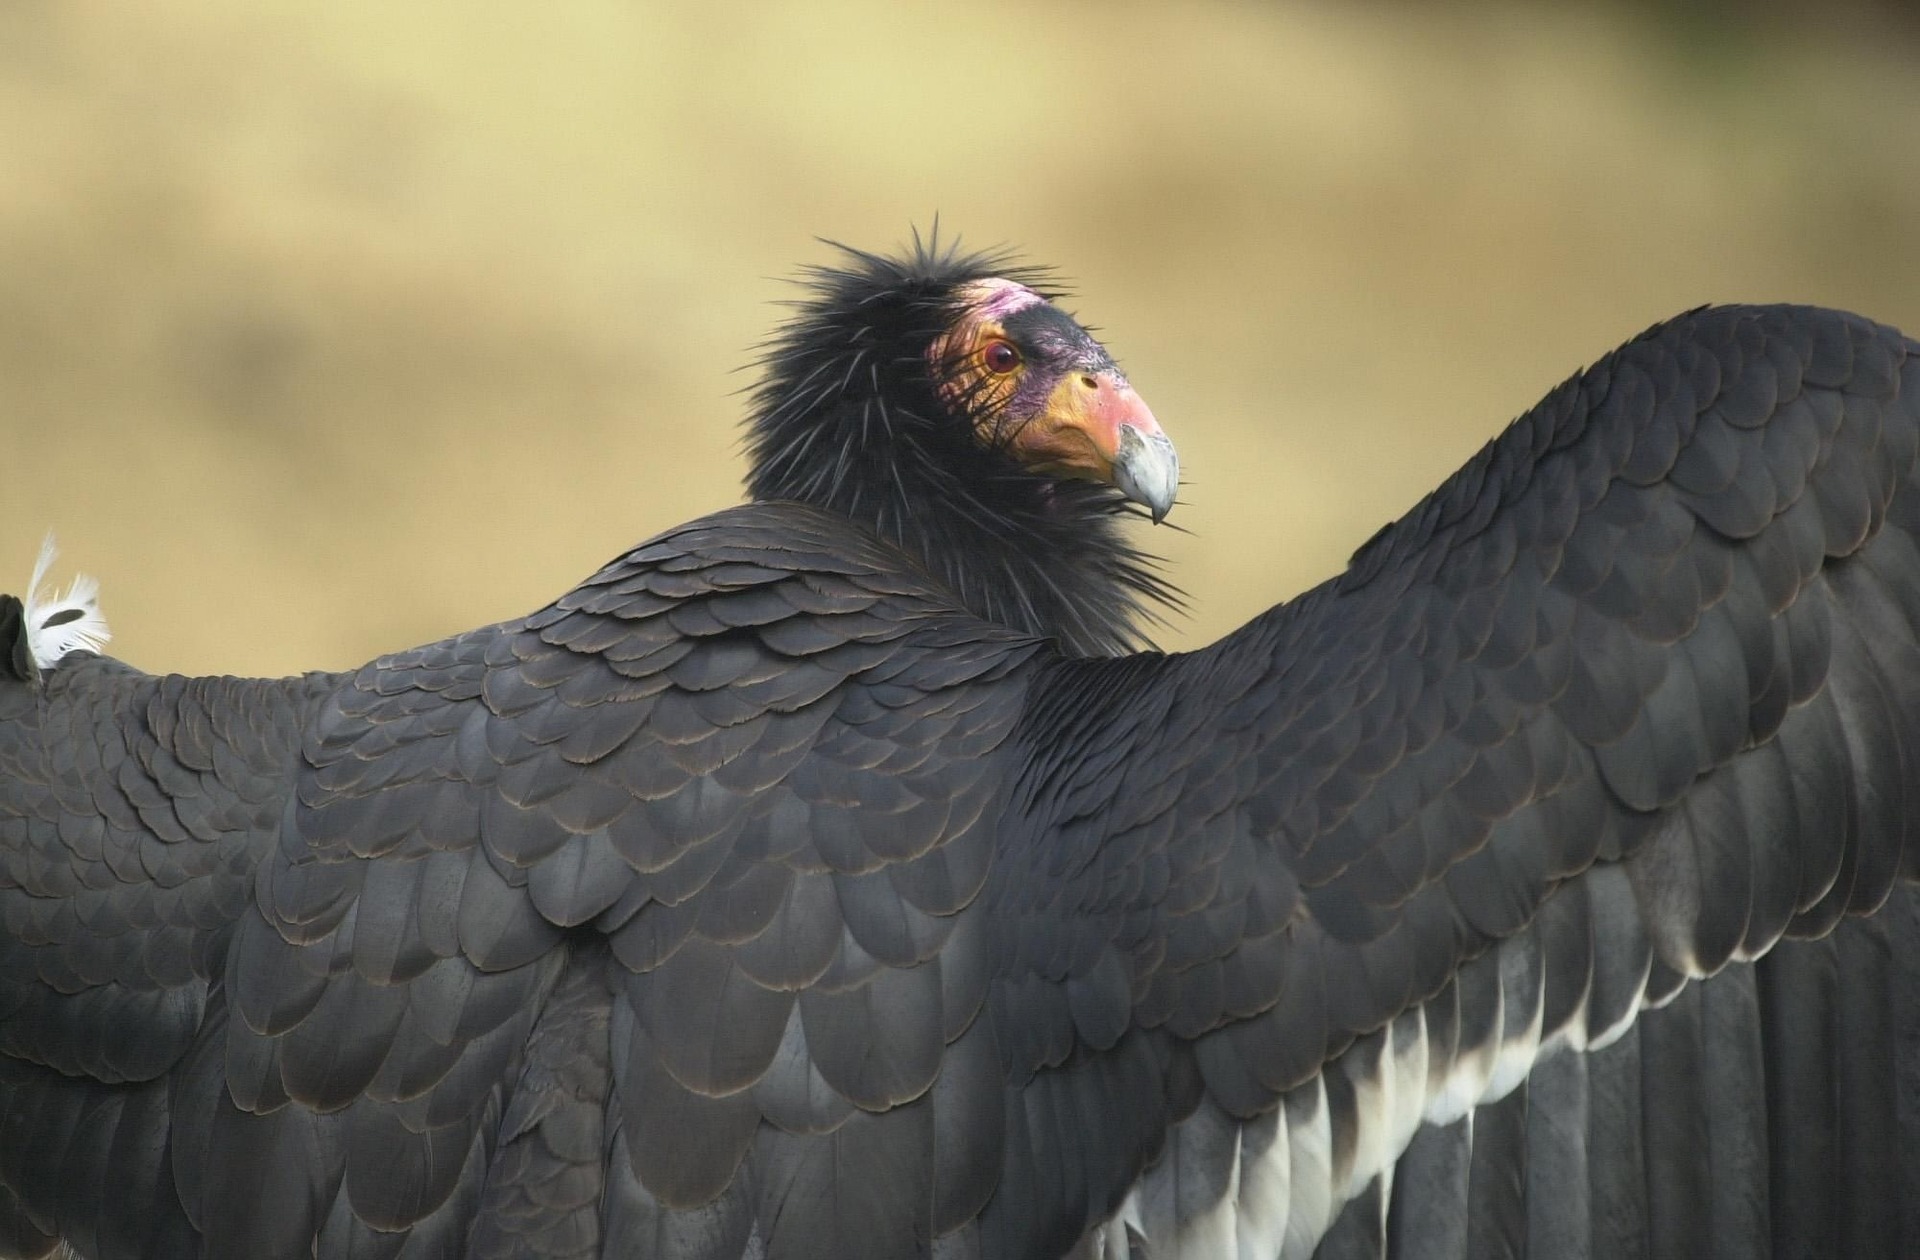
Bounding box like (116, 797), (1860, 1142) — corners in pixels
(1080, 374), (1100, 391)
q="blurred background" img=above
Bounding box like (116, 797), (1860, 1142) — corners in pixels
(5, 0), (1920, 675)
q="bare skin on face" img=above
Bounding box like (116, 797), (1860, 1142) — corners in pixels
(929, 279), (1177, 518)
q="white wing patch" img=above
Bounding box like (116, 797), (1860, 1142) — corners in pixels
(1097, 859), (1682, 1258)
(23, 533), (111, 668)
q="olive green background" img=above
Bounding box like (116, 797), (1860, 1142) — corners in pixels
(6, 1), (1920, 675)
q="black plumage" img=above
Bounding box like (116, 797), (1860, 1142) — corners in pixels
(6, 243), (1920, 1259)
(746, 240), (1177, 656)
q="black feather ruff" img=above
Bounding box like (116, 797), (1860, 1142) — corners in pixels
(744, 231), (1179, 656)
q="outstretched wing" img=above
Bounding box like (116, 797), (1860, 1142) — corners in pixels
(1006, 305), (1920, 1256)
(193, 506), (1047, 1260)
(0, 632), (336, 1257)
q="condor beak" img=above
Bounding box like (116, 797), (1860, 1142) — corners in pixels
(1012, 371), (1180, 522)
(1112, 423), (1180, 524)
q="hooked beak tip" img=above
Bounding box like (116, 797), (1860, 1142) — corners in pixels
(1113, 425), (1179, 523)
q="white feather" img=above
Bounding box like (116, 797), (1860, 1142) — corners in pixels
(22, 533), (110, 668)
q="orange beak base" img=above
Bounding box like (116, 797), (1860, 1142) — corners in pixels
(1009, 372), (1179, 521)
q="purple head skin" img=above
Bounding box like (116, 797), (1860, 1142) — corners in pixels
(930, 279), (1179, 521)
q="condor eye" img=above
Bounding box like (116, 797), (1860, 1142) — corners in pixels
(982, 340), (1021, 374)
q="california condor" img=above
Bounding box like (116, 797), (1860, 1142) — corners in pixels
(2, 241), (1918, 1259)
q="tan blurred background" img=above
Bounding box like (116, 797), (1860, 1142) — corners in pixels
(4, 0), (1920, 676)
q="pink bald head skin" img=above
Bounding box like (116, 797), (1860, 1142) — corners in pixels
(967, 278), (1047, 320)
(927, 279), (1046, 377)
(919, 272), (1180, 520)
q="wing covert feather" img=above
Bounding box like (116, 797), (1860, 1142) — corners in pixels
(206, 506), (1042, 1256)
(1007, 306), (1920, 1255)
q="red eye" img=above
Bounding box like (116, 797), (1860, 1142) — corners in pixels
(982, 340), (1021, 374)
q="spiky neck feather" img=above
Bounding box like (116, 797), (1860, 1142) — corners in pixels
(746, 241), (1176, 656)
